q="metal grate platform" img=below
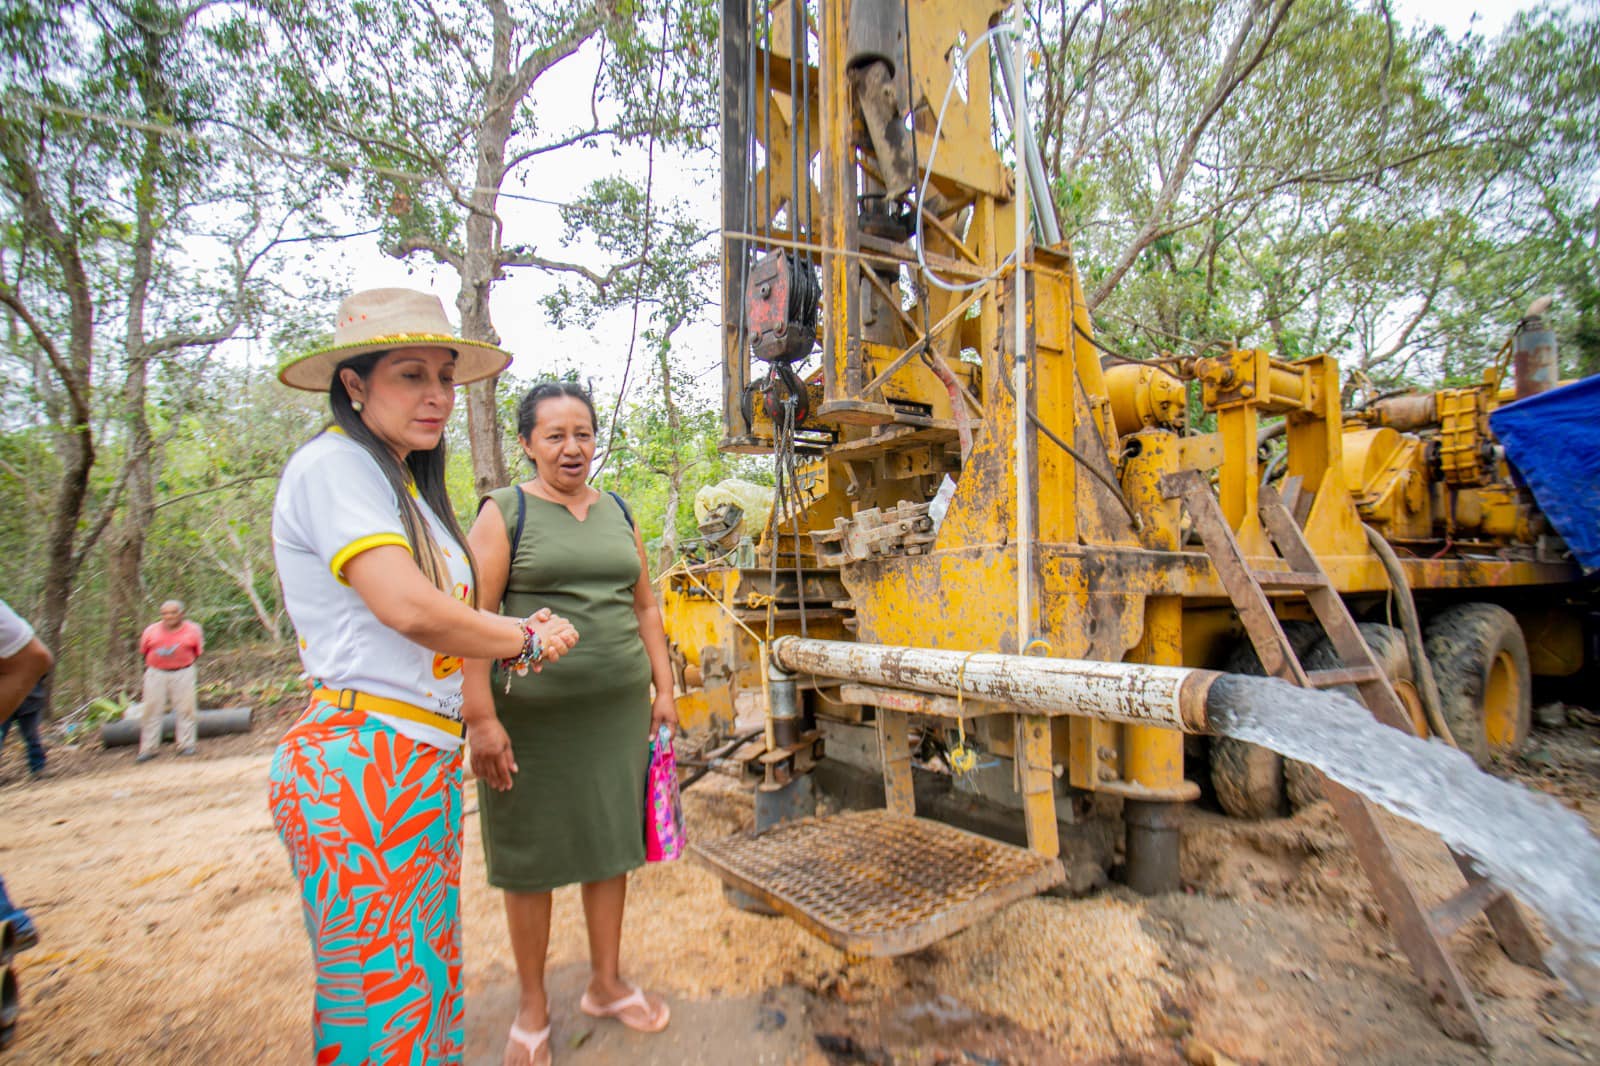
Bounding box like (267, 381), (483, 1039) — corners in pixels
(692, 809), (1065, 957)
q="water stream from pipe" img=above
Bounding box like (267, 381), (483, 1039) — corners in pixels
(1206, 673), (1600, 1001)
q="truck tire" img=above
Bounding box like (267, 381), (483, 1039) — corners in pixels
(1210, 622), (1321, 820)
(1283, 623), (1420, 811)
(1423, 603), (1531, 767)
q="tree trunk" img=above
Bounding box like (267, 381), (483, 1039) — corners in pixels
(453, 13), (520, 497)
(452, 6), (608, 496)
(38, 429), (91, 656)
(106, 443), (156, 656)
(455, 228), (506, 501)
(107, 361), (157, 656)
(457, 306), (508, 496)
(108, 61), (167, 658)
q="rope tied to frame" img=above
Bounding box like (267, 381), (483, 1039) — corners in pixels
(948, 651), (985, 777)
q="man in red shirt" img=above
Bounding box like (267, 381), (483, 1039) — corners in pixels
(137, 600), (204, 761)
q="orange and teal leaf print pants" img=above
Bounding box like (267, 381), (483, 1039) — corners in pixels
(269, 699), (463, 1065)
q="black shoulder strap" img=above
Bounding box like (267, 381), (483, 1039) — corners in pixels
(608, 490), (635, 531)
(512, 485), (527, 558)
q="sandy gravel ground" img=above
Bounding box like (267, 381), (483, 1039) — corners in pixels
(0, 701), (1595, 1064)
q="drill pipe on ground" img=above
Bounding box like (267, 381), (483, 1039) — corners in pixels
(99, 706), (254, 748)
(769, 638), (1220, 732)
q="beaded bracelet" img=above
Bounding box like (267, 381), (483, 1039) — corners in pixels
(499, 620), (544, 692)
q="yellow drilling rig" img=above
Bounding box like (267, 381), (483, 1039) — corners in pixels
(661, 0), (1594, 1043)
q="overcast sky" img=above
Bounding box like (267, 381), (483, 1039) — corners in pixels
(302, 0), (1552, 411)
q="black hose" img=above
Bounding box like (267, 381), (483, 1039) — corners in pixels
(1361, 524), (1456, 747)
(1261, 448), (1288, 486)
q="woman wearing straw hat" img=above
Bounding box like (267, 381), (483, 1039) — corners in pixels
(268, 288), (579, 1065)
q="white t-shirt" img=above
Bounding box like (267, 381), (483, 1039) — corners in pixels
(272, 430), (474, 751)
(0, 600), (35, 659)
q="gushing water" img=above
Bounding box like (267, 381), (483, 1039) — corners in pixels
(1207, 674), (1600, 1001)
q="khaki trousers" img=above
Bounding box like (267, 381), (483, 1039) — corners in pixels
(140, 665), (198, 755)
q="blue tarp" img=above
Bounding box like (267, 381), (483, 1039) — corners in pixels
(1489, 374), (1600, 574)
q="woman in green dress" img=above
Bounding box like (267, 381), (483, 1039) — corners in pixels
(462, 381), (679, 1066)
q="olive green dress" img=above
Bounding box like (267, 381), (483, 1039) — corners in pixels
(479, 486), (652, 893)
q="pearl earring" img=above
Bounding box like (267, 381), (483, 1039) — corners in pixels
(352, 400), (364, 412)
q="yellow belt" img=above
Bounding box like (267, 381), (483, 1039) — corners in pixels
(312, 687), (466, 740)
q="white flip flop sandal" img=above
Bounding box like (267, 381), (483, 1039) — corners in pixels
(507, 1021), (551, 1066)
(578, 983), (671, 1033)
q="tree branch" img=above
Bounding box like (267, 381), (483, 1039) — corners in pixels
(502, 124), (620, 172)
(155, 473), (280, 510)
(71, 461), (134, 572)
(1088, 0), (1297, 309)
(0, 280), (88, 417)
(500, 7), (607, 122)
(498, 249), (644, 291)
(387, 234), (466, 271)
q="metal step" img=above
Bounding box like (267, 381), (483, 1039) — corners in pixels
(1305, 665), (1385, 688)
(692, 809), (1065, 958)
(1250, 568), (1326, 589)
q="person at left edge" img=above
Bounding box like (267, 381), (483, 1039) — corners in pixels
(0, 599), (53, 779)
(268, 288), (579, 1066)
(0, 597), (53, 950)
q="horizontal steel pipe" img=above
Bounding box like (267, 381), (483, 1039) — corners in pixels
(770, 638), (1219, 733)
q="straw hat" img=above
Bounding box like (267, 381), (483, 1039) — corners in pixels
(278, 288), (512, 391)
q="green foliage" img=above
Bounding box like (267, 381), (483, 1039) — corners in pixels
(1033, 0), (1600, 385)
(256, 0), (719, 277)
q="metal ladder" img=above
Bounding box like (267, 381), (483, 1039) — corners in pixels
(1164, 469), (1550, 1044)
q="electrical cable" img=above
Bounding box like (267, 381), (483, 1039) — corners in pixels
(1073, 319), (1187, 367)
(590, 12), (671, 481)
(7, 91), (582, 210)
(775, 387), (810, 637)
(998, 359), (1143, 530)
(734, 0), (760, 429)
(763, 13), (774, 249)
(788, 0), (803, 243)
(800, 2), (814, 241)
(913, 24), (1024, 293)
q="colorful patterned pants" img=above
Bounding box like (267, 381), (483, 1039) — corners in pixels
(269, 700), (463, 1065)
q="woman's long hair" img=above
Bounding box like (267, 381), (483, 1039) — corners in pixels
(328, 351), (479, 607)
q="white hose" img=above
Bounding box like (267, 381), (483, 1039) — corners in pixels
(914, 23), (1024, 293)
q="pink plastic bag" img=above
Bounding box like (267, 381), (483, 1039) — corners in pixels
(645, 725), (684, 863)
